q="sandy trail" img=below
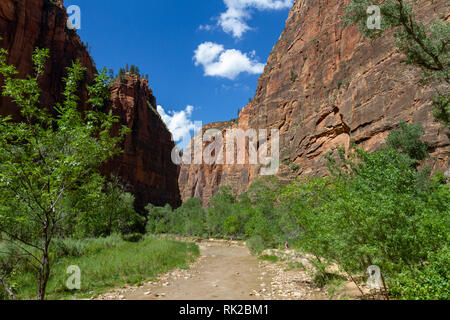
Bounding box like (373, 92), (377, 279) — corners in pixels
(96, 240), (339, 300)
(122, 241), (270, 300)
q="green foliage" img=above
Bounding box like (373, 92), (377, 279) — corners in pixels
(121, 233), (144, 243)
(432, 93), (450, 127)
(389, 245), (449, 300)
(290, 162), (300, 171)
(8, 236), (199, 299)
(63, 179), (145, 238)
(144, 120), (448, 299)
(129, 65), (140, 75)
(0, 46), (128, 299)
(145, 204), (174, 234)
(259, 255), (278, 263)
(118, 68), (126, 79)
(246, 235), (265, 254)
(386, 122), (429, 162)
(51, 235), (123, 258)
(279, 140), (449, 298)
(115, 65), (141, 80)
(206, 187), (238, 236)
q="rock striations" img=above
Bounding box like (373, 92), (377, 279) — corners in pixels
(179, 0), (449, 205)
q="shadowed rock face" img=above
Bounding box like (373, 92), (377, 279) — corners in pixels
(0, 0), (181, 211)
(0, 0), (96, 118)
(105, 74), (181, 211)
(179, 0), (449, 206)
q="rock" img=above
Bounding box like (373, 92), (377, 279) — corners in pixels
(0, 0), (96, 120)
(0, 0), (181, 212)
(178, 0), (449, 205)
(103, 74), (181, 212)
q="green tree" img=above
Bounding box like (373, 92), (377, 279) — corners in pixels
(283, 142), (449, 297)
(343, 0), (449, 127)
(118, 68), (125, 79)
(386, 122), (429, 162)
(0, 46), (127, 299)
(62, 178), (144, 238)
(145, 203), (173, 234)
(206, 186), (236, 236)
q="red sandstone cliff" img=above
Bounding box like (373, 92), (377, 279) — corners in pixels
(0, 0), (181, 210)
(179, 0), (449, 205)
(106, 74), (181, 210)
(0, 0), (95, 118)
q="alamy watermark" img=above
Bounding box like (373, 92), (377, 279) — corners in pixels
(66, 265), (81, 290)
(367, 265), (382, 290)
(67, 5), (81, 30)
(367, 5), (381, 30)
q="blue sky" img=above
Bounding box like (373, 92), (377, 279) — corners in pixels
(65, 0), (293, 145)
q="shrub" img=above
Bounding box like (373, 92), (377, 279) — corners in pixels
(386, 122), (429, 162)
(121, 233), (144, 243)
(390, 246), (450, 300)
(246, 236), (265, 254)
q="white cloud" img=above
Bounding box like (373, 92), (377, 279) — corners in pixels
(194, 42), (265, 80)
(199, 24), (215, 31)
(219, 0), (293, 38)
(157, 105), (197, 148)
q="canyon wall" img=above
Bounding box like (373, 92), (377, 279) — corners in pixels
(180, 0), (449, 205)
(106, 74), (181, 211)
(0, 0), (95, 118)
(0, 0), (181, 211)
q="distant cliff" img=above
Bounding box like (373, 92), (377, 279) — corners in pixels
(0, 0), (181, 211)
(180, 0), (449, 205)
(106, 74), (181, 211)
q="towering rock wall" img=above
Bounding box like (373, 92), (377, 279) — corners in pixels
(180, 0), (449, 205)
(0, 0), (96, 118)
(106, 74), (181, 211)
(0, 0), (181, 211)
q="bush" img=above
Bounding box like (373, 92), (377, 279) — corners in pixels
(206, 187), (237, 237)
(51, 235), (123, 258)
(64, 180), (145, 238)
(121, 233), (143, 243)
(386, 122), (429, 162)
(390, 246), (450, 300)
(246, 235), (265, 254)
(145, 204), (173, 234)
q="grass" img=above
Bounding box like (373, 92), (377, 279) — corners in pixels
(327, 278), (346, 299)
(258, 255), (279, 263)
(176, 264), (190, 270)
(10, 235), (199, 300)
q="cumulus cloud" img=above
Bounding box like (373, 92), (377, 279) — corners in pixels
(157, 105), (198, 149)
(194, 42), (265, 80)
(219, 0), (293, 38)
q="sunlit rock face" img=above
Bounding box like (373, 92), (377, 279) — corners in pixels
(179, 0), (449, 206)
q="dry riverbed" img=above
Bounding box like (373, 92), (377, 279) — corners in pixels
(94, 239), (361, 300)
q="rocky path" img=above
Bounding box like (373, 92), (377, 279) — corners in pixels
(95, 240), (345, 300)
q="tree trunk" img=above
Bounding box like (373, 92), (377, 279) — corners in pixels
(37, 244), (51, 300)
(0, 276), (16, 300)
